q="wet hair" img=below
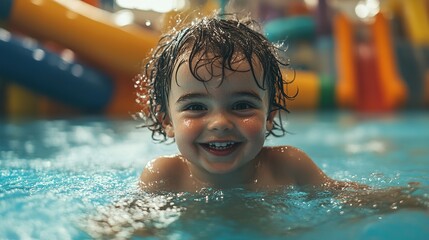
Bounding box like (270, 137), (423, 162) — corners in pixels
(135, 14), (295, 143)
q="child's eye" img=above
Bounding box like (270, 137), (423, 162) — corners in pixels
(183, 104), (207, 111)
(232, 102), (255, 110)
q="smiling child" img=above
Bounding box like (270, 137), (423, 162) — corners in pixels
(136, 15), (355, 192)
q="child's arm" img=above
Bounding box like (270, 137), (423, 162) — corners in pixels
(276, 147), (426, 210)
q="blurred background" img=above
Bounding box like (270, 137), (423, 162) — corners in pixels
(0, 0), (428, 120)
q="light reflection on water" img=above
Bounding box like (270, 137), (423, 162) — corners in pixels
(0, 112), (428, 239)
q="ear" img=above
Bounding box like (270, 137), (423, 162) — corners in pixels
(161, 114), (175, 138)
(266, 110), (277, 131)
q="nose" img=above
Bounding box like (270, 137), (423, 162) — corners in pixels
(207, 110), (234, 132)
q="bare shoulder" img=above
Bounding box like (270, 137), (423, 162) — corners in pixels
(262, 146), (330, 186)
(262, 145), (314, 168)
(139, 155), (187, 191)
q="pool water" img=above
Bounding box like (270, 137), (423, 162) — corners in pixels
(1, 112), (428, 239)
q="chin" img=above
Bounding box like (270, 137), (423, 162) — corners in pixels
(203, 159), (244, 175)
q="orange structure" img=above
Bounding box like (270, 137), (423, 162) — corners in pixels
(6, 0), (159, 77)
(334, 13), (407, 111)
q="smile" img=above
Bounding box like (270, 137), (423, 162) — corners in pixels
(200, 141), (240, 156)
(208, 142), (235, 149)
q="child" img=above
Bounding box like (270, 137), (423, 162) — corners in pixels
(136, 15), (357, 192)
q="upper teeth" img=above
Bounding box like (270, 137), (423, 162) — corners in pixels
(208, 142), (234, 149)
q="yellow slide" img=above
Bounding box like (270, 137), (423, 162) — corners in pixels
(6, 0), (159, 76)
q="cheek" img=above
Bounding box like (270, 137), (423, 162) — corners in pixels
(174, 118), (201, 138)
(240, 117), (266, 137)
(173, 118), (203, 154)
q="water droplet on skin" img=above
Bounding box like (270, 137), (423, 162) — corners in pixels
(184, 119), (192, 128)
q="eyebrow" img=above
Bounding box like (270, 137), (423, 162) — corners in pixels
(175, 91), (263, 103)
(233, 91), (263, 102)
(176, 93), (207, 103)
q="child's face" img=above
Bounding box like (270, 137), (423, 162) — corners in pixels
(163, 57), (275, 176)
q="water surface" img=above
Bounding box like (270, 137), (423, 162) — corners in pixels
(1, 112), (428, 239)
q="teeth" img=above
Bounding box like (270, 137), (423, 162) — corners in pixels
(208, 142), (235, 149)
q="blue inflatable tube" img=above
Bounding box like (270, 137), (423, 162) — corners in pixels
(0, 0), (13, 20)
(0, 28), (114, 112)
(264, 16), (316, 43)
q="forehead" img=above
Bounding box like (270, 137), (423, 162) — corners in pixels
(172, 51), (264, 86)
(169, 53), (270, 106)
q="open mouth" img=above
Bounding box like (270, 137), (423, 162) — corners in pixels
(200, 141), (240, 156)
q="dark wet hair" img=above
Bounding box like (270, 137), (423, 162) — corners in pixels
(135, 15), (295, 143)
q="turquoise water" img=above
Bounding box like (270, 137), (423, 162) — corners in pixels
(1, 112), (428, 239)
